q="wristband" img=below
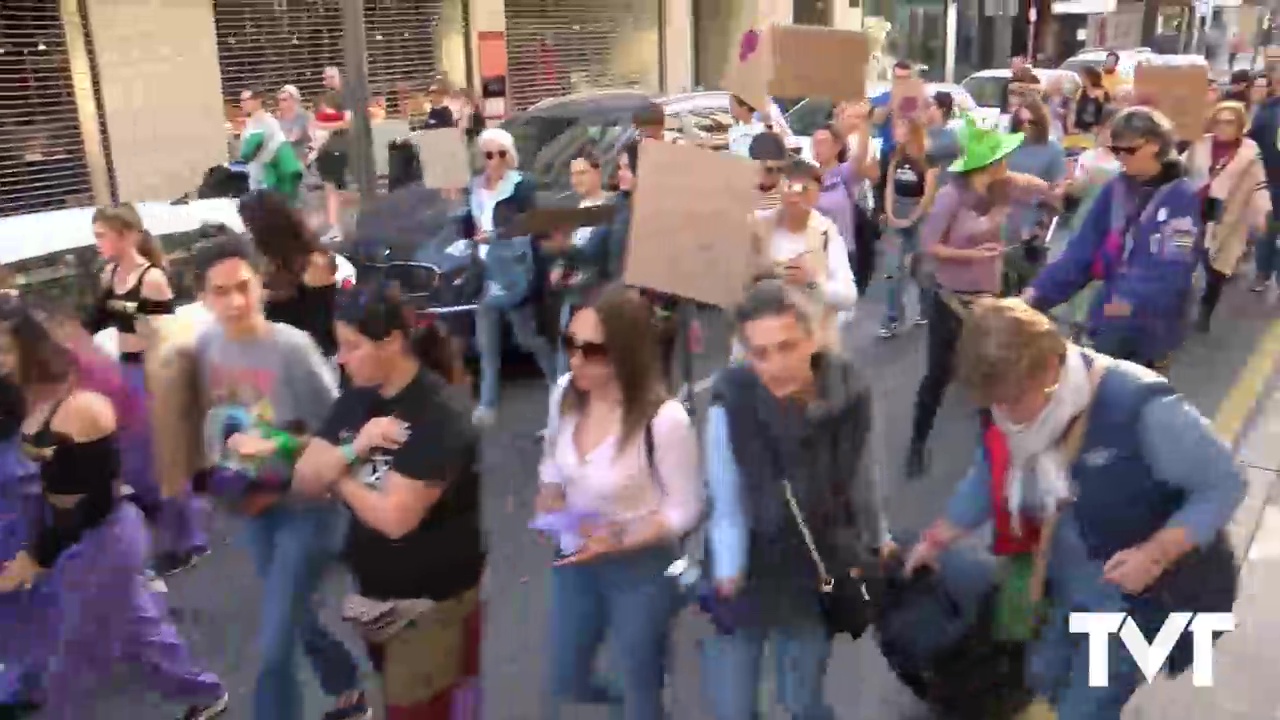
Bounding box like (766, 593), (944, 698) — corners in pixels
(259, 427), (302, 461)
(339, 442), (359, 466)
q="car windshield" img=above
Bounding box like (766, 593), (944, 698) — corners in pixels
(962, 76), (1010, 109)
(1060, 59), (1102, 75)
(785, 99), (835, 137)
(502, 112), (634, 193)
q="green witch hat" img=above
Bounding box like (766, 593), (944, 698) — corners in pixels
(949, 114), (1025, 173)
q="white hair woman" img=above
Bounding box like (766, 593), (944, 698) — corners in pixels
(460, 128), (556, 427)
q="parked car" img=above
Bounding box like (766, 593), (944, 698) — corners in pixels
(1058, 48), (1153, 80)
(0, 197), (356, 355)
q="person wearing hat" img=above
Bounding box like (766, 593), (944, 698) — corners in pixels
(1024, 107), (1203, 372)
(750, 157), (858, 353)
(905, 116), (1052, 477)
(748, 131), (789, 212)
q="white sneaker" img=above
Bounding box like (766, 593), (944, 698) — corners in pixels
(472, 407), (496, 428)
(180, 692), (228, 719)
(144, 569), (168, 594)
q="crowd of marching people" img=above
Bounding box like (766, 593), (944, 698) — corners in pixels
(0, 45), (1274, 720)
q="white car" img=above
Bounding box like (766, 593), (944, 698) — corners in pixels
(0, 198), (356, 356)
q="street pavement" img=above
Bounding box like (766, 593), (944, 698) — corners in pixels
(26, 248), (1280, 719)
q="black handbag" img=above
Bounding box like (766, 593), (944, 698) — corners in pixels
(780, 477), (884, 639)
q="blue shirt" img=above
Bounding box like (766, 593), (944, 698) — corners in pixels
(871, 91), (895, 155)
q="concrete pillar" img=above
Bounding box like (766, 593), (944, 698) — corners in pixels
(438, 0), (470, 87)
(59, 0), (112, 205)
(81, 0), (226, 203)
(664, 0), (695, 93)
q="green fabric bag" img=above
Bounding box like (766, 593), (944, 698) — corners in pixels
(992, 553), (1047, 643)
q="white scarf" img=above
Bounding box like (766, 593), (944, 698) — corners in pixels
(991, 347), (1093, 532)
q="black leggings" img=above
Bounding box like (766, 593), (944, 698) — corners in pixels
(1200, 261), (1229, 320)
(910, 293), (964, 446)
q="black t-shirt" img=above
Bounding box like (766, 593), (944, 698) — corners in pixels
(892, 155), (929, 199)
(1075, 91), (1109, 132)
(424, 105), (455, 130)
(319, 368), (484, 601)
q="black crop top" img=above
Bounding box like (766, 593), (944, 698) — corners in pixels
(265, 282), (338, 357)
(83, 263), (175, 336)
(22, 397), (120, 568)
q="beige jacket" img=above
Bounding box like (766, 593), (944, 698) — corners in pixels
(752, 209), (841, 352)
(1184, 136), (1270, 276)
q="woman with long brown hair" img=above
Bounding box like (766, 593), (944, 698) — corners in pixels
(83, 204), (209, 576)
(237, 189), (339, 358)
(534, 283), (702, 720)
(881, 113), (941, 338)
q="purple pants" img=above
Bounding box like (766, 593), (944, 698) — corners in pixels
(120, 361), (209, 556)
(0, 501), (224, 717)
(0, 438), (47, 705)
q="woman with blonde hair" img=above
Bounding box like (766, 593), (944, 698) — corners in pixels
(83, 204), (209, 575)
(460, 127), (556, 427)
(906, 297), (1242, 720)
(881, 113), (941, 337)
(1184, 100), (1270, 332)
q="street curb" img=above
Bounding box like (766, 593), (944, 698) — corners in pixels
(1217, 320), (1280, 569)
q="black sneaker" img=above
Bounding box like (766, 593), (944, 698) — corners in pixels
(323, 691), (372, 720)
(905, 442), (928, 479)
(179, 693), (227, 720)
(155, 546), (210, 577)
(0, 701), (42, 720)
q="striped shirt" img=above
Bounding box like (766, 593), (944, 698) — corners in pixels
(757, 189), (782, 212)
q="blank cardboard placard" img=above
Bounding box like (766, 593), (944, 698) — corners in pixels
(139, 314), (208, 499)
(891, 77), (927, 119)
(414, 127), (471, 189)
(723, 25), (868, 113)
(1267, 46), (1280, 65)
(1134, 64), (1208, 142)
(623, 141), (759, 308)
(509, 205), (616, 236)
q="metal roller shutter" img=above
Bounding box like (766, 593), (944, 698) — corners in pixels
(213, 0), (444, 110)
(0, 0), (106, 217)
(505, 0), (662, 112)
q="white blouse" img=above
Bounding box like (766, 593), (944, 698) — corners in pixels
(539, 381), (703, 554)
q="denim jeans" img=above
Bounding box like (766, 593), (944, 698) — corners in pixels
(883, 224), (933, 326)
(244, 502), (360, 720)
(700, 609), (835, 720)
(546, 547), (679, 720)
(1030, 613), (1143, 720)
(1255, 224), (1279, 283)
(474, 302), (557, 410)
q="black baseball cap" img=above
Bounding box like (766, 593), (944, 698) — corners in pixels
(748, 131), (788, 162)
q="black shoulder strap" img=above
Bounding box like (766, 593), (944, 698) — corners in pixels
(643, 419), (656, 486)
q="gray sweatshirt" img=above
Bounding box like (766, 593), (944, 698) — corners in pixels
(196, 321), (337, 489)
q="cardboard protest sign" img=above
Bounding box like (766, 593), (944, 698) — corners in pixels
(414, 127), (471, 189)
(1267, 46), (1280, 66)
(891, 77), (927, 118)
(623, 140), (759, 308)
(1133, 64), (1209, 142)
(139, 313), (210, 498)
(509, 204), (616, 236)
(723, 25), (869, 114)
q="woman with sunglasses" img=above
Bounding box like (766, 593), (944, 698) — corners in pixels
(905, 118), (1051, 478)
(1183, 101), (1269, 333)
(1025, 107), (1204, 373)
(294, 285), (482, 719)
(534, 283), (701, 720)
(905, 298), (1242, 720)
(238, 190), (339, 359)
(460, 128), (557, 428)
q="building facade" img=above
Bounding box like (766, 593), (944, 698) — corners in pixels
(1, 0), (871, 216)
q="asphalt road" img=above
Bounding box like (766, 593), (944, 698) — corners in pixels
(28, 243), (1280, 720)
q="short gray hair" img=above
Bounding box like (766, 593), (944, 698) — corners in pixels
(733, 279), (813, 333)
(1109, 106), (1176, 157)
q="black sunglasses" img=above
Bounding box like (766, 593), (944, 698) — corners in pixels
(1109, 144), (1143, 157)
(484, 150), (509, 161)
(561, 335), (608, 361)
